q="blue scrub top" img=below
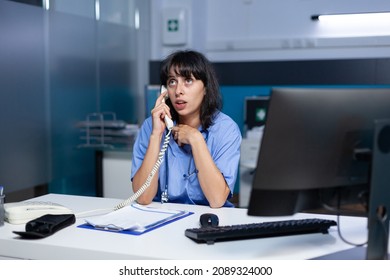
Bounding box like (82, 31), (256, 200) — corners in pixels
(131, 111), (242, 207)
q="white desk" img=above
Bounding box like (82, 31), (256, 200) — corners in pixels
(0, 194), (371, 260)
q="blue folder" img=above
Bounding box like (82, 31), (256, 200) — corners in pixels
(78, 205), (193, 236)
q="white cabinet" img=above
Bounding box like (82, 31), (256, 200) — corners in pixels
(102, 151), (134, 199)
(239, 129), (262, 208)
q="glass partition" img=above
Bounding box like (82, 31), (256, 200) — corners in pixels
(0, 0), (142, 198)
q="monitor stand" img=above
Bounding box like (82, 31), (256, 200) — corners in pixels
(312, 247), (366, 260)
(311, 247), (389, 260)
(366, 119), (390, 260)
(315, 119), (390, 260)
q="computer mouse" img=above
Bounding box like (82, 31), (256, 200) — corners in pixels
(199, 213), (219, 227)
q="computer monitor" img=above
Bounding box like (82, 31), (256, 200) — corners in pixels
(244, 96), (269, 130)
(247, 87), (390, 259)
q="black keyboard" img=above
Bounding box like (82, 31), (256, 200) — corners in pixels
(185, 218), (337, 244)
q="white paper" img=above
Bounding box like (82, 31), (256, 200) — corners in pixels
(84, 203), (186, 232)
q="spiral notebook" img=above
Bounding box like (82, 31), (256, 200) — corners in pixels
(78, 203), (193, 235)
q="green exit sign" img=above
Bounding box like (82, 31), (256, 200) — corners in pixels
(167, 19), (179, 32)
(256, 108), (266, 122)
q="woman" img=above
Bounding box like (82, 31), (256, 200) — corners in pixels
(131, 50), (241, 208)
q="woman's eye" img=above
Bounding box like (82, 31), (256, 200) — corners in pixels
(185, 78), (193, 84)
(168, 79), (176, 86)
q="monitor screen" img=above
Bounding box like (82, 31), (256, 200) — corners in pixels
(248, 87), (390, 217)
(244, 96), (269, 130)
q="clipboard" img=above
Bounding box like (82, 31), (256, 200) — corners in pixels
(78, 204), (193, 235)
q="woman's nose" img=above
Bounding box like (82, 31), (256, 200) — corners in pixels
(175, 82), (184, 96)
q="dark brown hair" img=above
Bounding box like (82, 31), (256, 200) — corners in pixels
(160, 50), (222, 130)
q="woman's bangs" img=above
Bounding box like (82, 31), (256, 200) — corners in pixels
(171, 63), (193, 78)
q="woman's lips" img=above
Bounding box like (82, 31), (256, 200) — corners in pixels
(175, 100), (187, 110)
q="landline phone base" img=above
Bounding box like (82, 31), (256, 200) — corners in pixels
(4, 201), (73, 224)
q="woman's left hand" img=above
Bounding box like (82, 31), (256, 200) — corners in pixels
(171, 125), (202, 146)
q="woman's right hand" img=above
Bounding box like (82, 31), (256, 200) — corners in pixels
(151, 90), (171, 135)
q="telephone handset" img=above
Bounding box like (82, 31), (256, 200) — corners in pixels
(114, 85), (173, 210)
(161, 85), (174, 129)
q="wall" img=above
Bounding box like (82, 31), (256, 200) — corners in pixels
(0, 2), (48, 195)
(2, 0), (390, 199)
(148, 0), (390, 199)
(150, 0), (390, 61)
(0, 0), (145, 198)
(149, 0), (390, 129)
